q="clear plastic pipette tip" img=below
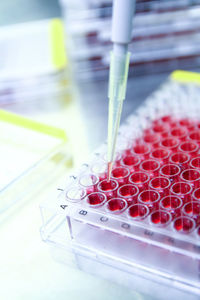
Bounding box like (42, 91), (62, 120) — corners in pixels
(107, 161), (113, 182)
(107, 51), (130, 181)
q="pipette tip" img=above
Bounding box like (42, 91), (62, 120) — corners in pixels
(107, 161), (113, 182)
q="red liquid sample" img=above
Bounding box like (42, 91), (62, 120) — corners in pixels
(160, 137), (179, 151)
(192, 187), (200, 201)
(98, 180), (117, 190)
(160, 115), (172, 123)
(149, 176), (170, 196)
(190, 157), (200, 169)
(150, 210), (171, 226)
(170, 127), (187, 140)
(179, 141), (198, 156)
(132, 143), (150, 158)
(150, 177), (170, 189)
(189, 130), (200, 144)
(152, 123), (169, 137)
(86, 192), (106, 207)
(97, 179), (118, 199)
(179, 118), (192, 127)
(143, 132), (160, 146)
(180, 169), (200, 188)
(159, 116), (178, 128)
(129, 171), (150, 191)
(160, 163), (181, 181)
(170, 182), (192, 203)
(182, 201), (200, 225)
(173, 216), (195, 233)
(128, 204), (149, 220)
(179, 118), (196, 131)
(138, 190), (160, 210)
(160, 195), (182, 218)
(118, 184), (139, 204)
(140, 159), (160, 176)
(181, 169), (200, 180)
(170, 152), (190, 169)
(150, 148), (170, 163)
(106, 198), (127, 213)
(111, 167), (130, 186)
(121, 155), (140, 170)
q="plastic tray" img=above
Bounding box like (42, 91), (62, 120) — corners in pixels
(60, 0), (200, 79)
(40, 71), (200, 299)
(0, 18), (71, 105)
(1, 109), (72, 214)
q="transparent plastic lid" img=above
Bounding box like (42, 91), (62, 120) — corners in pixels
(1, 109), (71, 213)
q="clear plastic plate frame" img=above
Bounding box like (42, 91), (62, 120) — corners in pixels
(40, 71), (200, 296)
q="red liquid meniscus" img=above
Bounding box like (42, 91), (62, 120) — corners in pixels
(150, 210), (171, 226)
(128, 204), (149, 220)
(86, 192), (106, 207)
(106, 198), (127, 213)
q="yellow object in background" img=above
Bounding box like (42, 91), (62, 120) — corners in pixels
(171, 70), (200, 85)
(49, 18), (67, 70)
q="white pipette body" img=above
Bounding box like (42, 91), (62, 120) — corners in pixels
(107, 0), (135, 180)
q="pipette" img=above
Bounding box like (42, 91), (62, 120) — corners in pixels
(107, 0), (135, 181)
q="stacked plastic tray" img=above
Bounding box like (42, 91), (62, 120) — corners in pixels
(60, 0), (200, 80)
(0, 19), (70, 106)
(40, 71), (200, 299)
